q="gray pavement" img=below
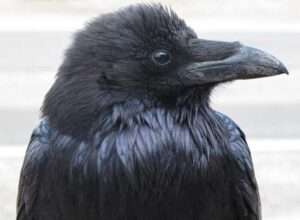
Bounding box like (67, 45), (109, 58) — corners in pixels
(0, 31), (297, 73)
(1, 103), (300, 145)
(0, 31), (299, 145)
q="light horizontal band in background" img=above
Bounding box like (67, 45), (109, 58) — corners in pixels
(1, 138), (300, 158)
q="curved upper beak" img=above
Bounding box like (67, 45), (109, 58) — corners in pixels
(184, 38), (288, 85)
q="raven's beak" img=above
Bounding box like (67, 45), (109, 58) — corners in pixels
(184, 38), (288, 85)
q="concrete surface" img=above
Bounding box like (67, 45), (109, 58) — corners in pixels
(0, 31), (299, 145)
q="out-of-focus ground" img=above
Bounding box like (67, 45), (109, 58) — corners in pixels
(0, 0), (299, 219)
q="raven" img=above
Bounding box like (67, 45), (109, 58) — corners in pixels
(17, 4), (288, 220)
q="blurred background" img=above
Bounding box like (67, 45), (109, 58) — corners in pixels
(0, 0), (299, 219)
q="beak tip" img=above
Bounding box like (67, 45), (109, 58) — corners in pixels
(278, 63), (289, 75)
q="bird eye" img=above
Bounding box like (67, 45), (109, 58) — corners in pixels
(151, 50), (171, 66)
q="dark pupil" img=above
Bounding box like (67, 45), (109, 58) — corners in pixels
(153, 51), (171, 65)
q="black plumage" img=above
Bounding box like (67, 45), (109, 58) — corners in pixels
(17, 4), (288, 220)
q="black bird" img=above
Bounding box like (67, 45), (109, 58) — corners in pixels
(17, 4), (288, 220)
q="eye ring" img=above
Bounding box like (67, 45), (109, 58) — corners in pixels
(151, 49), (172, 66)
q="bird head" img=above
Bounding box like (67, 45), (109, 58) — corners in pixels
(43, 4), (288, 137)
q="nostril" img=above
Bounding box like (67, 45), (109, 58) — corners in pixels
(189, 39), (243, 62)
(188, 38), (200, 47)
